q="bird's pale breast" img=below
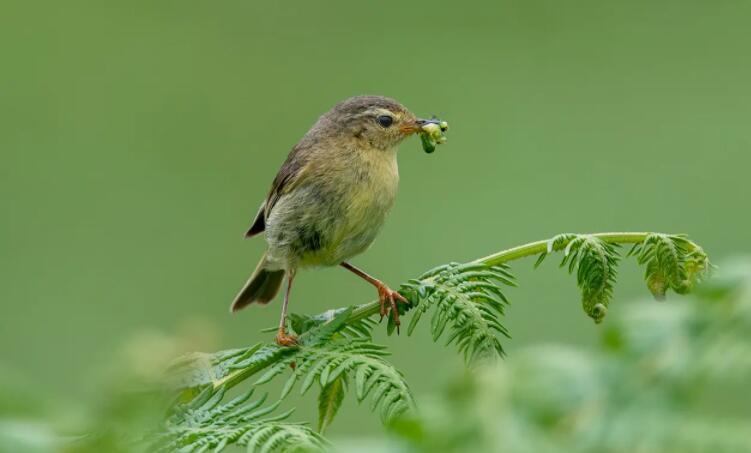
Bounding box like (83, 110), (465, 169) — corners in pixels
(264, 146), (399, 269)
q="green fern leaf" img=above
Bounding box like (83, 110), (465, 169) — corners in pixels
(167, 343), (294, 395)
(542, 234), (620, 323)
(299, 306), (354, 346)
(289, 306), (376, 340)
(147, 388), (327, 452)
(401, 262), (513, 362)
(632, 234), (710, 298)
(317, 373), (347, 433)
(262, 339), (413, 423)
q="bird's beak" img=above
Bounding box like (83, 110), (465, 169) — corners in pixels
(400, 118), (430, 135)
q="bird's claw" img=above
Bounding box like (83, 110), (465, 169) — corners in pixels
(377, 284), (408, 334)
(275, 330), (298, 347)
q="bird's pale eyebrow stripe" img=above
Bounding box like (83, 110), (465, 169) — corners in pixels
(362, 107), (396, 118)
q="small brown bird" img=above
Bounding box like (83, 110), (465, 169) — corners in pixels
(232, 95), (436, 346)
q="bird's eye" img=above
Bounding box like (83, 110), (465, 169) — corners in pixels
(376, 115), (394, 128)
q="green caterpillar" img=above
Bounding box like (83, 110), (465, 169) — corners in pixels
(419, 119), (449, 153)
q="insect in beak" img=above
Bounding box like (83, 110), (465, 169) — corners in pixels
(416, 117), (449, 153)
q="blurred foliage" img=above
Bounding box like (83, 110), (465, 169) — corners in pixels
(147, 387), (327, 452)
(0, 327), (217, 452)
(378, 259), (751, 453)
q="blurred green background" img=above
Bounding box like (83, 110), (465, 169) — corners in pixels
(1, 0), (749, 442)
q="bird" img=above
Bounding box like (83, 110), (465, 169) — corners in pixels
(231, 95), (434, 346)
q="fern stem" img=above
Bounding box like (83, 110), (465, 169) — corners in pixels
(475, 232), (649, 267)
(343, 232), (657, 326)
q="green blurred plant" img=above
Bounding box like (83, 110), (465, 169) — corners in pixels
(157, 232), (709, 451)
(148, 387), (327, 452)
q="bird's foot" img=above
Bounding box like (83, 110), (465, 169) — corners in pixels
(377, 283), (409, 334)
(275, 329), (298, 347)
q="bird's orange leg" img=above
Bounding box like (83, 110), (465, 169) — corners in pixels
(276, 269), (298, 346)
(340, 262), (408, 333)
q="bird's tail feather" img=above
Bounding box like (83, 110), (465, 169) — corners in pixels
(231, 252), (285, 312)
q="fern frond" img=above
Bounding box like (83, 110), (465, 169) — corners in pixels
(169, 343), (295, 395)
(629, 233), (710, 298)
(290, 306), (378, 340)
(148, 387), (327, 452)
(171, 308), (366, 396)
(536, 234), (620, 323)
(171, 310), (412, 429)
(399, 262), (514, 362)
(270, 339), (413, 423)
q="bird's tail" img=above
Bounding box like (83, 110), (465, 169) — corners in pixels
(231, 252), (285, 312)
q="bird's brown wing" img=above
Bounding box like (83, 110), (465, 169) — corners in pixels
(244, 144), (311, 238)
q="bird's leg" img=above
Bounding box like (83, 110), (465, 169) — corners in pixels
(340, 262), (408, 333)
(275, 269), (298, 346)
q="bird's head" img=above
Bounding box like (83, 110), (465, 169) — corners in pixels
(321, 95), (428, 150)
